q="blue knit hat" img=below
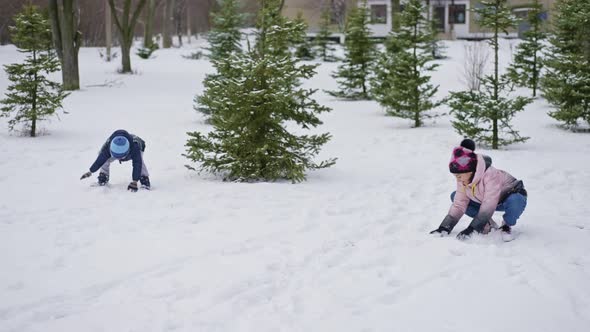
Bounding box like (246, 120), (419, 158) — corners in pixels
(110, 136), (130, 158)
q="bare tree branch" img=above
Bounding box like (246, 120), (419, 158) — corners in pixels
(107, 0), (124, 34)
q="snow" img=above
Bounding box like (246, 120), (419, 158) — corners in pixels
(1, 39), (590, 332)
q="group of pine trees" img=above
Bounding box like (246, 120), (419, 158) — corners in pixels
(328, 0), (533, 148)
(329, 0), (444, 131)
(1, 0), (589, 181)
(328, 0), (587, 146)
(184, 0), (590, 183)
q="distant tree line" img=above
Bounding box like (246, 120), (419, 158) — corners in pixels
(0, 0), (250, 46)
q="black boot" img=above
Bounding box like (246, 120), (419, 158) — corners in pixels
(139, 175), (151, 189)
(97, 172), (109, 186)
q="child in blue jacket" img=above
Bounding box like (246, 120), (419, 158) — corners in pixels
(80, 129), (150, 191)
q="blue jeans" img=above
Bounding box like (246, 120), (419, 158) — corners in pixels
(450, 191), (527, 226)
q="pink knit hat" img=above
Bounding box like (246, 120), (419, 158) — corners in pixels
(449, 139), (477, 174)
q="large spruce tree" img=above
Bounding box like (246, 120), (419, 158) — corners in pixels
(185, 0), (335, 183)
(541, 0), (590, 128)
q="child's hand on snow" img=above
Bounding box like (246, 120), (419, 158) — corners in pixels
(80, 171), (92, 180)
(127, 181), (138, 192)
(430, 226), (450, 235)
(456, 226), (474, 240)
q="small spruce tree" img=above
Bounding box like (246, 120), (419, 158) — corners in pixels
(427, 16), (447, 60)
(507, 0), (546, 97)
(184, 0), (335, 183)
(315, 6), (337, 62)
(0, 5), (68, 137)
(293, 12), (314, 60)
(447, 0), (531, 149)
(541, 0), (590, 128)
(371, 0), (441, 127)
(136, 40), (158, 59)
(328, 0), (376, 99)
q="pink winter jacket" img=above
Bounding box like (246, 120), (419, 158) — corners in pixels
(448, 154), (519, 230)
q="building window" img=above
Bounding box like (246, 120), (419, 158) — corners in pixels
(512, 8), (529, 20)
(370, 4), (387, 24)
(449, 4), (466, 24)
(433, 6), (445, 32)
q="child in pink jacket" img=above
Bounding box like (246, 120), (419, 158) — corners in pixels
(430, 139), (527, 241)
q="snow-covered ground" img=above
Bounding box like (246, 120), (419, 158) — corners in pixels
(1, 39), (589, 332)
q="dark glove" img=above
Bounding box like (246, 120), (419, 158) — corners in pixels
(127, 181), (138, 192)
(456, 226), (475, 240)
(430, 226), (451, 235)
(80, 171), (92, 180)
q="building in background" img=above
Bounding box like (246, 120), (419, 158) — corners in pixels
(281, 0), (556, 39)
(364, 0), (556, 39)
(0, 0), (558, 45)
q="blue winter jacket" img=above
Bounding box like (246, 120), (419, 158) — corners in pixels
(89, 129), (145, 181)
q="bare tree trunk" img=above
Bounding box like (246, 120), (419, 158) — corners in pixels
(48, 1), (64, 60)
(109, 0), (149, 73)
(105, 0), (112, 61)
(144, 0), (156, 48)
(31, 50), (38, 137)
(331, 0), (347, 32)
(175, 0), (184, 47)
(186, 1), (191, 44)
(121, 39), (132, 71)
(48, 0), (81, 90)
(162, 0), (175, 48)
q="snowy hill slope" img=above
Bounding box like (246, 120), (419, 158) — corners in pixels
(0, 40), (589, 332)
